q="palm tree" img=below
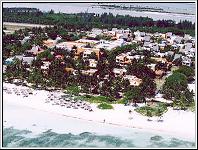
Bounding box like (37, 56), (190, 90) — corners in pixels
(146, 109), (153, 121)
(48, 59), (68, 88)
(156, 108), (163, 122)
(28, 68), (44, 87)
(31, 59), (43, 68)
(124, 86), (142, 106)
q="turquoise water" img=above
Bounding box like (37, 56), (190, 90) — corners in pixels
(3, 127), (195, 148)
(3, 97), (195, 148)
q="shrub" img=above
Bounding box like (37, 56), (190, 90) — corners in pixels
(66, 85), (81, 96)
(116, 98), (127, 104)
(81, 95), (112, 103)
(135, 103), (167, 117)
(97, 103), (113, 109)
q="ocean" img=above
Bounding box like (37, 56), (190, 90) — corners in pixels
(3, 127), (195, 148)
(2, 3), (196, 23)
(3, 102), (196, 148)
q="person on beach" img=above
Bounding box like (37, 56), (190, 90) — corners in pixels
(103, 119), (105, 123)
(129, 110), (133, 119)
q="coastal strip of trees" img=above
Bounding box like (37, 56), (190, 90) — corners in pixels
(3, 7), (195, 36)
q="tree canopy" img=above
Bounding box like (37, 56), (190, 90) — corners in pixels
(174, 66), (195, 82)
(163, 72), (187, 91)
(161, 72), (194, 110)
(3, 7), (195, 36)
(127, 62), (156, 79)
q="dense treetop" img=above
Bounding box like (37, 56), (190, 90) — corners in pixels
(3, 7), (195, 36)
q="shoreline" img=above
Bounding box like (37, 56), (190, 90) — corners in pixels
(92, 5), (195, 16)
(3, 83), (196, 141)
(3, 3), (195, 23)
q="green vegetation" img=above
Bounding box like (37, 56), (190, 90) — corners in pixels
(162, 72), (194, 110)
(108, 44), (139, 60)
(174, 66), (195, 82)
(37, 49), (53, 60)
(28, 68), (44, 87)
(188, 101), (195, 112)
(3, 8), (195, 36)
(130, 26), (195, 37)
(4, 58), (30, 80)
(88, 52), (98, 60)
(162, 72), (188, 99)
(47, 59), (68, 88)
(65, 85), (81, 96)
(135, 103), (168, 117)
(3, 8), (195, 107)
(97, 103), (114, 109)
(116, 98), (128, 104)
(95, 34), (112, 40)
(140, 77), (157, 98)
(123, 86), (142, 104)
(127, 62), (156, 79)
(173, 89), (195, 110)
(80, 95), (114, 103)
(123, 77), (156, 104)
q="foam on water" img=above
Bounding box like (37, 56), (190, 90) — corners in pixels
(3, 127), (195, 148)
(3, 93), (195, 148)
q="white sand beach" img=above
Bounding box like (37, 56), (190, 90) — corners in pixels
(3, 22), (53, 28)
(3, 83), (196, 141)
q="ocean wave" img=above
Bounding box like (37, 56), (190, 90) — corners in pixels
(3, 127), (195, 148)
